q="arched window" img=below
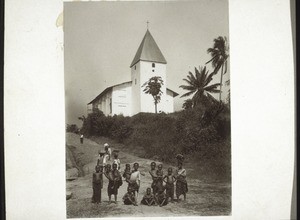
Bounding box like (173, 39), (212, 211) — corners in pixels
(152, 63), (155, 68)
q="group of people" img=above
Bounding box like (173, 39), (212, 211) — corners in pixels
(91, 143), (188, 207)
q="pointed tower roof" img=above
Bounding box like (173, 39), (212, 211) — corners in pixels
(130, 30), (167, 67)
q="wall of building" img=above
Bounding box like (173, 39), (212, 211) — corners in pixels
(111, 82), (132, 116)
(165, 90), (175, 113)
(131, 62), (141, 115)
(139, 61), (167, 113)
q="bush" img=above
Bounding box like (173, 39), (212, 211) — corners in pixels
(80, 102), (231, 163)
(66, 124), (79, 133)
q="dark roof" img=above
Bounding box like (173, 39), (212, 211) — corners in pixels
(88, 81), (179, 104)
(87, 81), (131, 104)
(130, 30), (167, 67)
(167, 88), (179, 97)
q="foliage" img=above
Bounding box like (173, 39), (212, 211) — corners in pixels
(182, 99), (193, 110)
(180, 66), (220, 108)
(66, 124), (79, 133)
(206, 36), (229, 101)
(142, 76), (164, 113)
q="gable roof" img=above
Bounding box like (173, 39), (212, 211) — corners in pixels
(88, 81), (179, 105)
(130, 30), (167, 67)
(87, 81), (131, 105)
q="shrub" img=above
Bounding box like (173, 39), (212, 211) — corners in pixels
(66, 124), (79, 133)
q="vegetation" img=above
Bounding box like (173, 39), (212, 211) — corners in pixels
(142, 76), (164, 113)
(68, 35), (230, 175)
(180, 66), (220, 108)
(206, 36), (229, 101)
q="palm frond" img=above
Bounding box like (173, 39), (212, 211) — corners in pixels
(180, 90), (196, 98)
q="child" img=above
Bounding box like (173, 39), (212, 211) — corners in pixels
(163, 167), (176, 202)
(156, 164), (164, 192)
(129, 163), (141, 200)
(104, 164), (114, 204)
(155, 186), (168, 207)
(149, 162), (157, 194)
(112, 150), (121, 170)
(80, 134), (84, 144)
(123, 188), (137, 206)
(111, 163), (122, 203)
(104, 143), (111, 161)
(91, 165), (103, 204)
(175, 162), (188, 202)
(141, 188), (156, 206)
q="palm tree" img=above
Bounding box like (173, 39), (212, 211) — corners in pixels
(180, 66), (220, 107)
(206, 36), (229, 101)
(182, 99), (193, 110)
(142, 76), (164, 113)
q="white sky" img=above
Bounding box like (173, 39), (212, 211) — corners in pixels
(64, 0), (230, 125)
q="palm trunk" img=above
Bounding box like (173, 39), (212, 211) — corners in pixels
(219, 64), (224, 101)
(155, 103), (157, 114)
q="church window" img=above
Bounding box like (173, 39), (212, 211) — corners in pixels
(152, 70), (154, 72)
(152, 63), (155, 68)
(134, 65), (136, 70)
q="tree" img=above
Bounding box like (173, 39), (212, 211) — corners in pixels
(182, 99), (193, 110)
(180, 66), (220, 107)
(142, 76), (164, 113)
(206, 36), (229, 101)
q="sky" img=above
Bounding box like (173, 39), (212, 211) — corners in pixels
(64, 0), (229, 126)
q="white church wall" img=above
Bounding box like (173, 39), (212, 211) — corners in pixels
(112, 82), (132, 116)
(139, 61), (167, 113)
(131, 62), (141, 115)
(165, 90), (174, 113)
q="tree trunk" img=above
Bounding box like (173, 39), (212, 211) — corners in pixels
(155, 101), (157, 113)
(219, 64), (224, 101)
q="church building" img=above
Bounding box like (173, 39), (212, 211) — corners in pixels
(88, 29), (179, 116)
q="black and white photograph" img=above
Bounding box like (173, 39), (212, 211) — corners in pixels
(65, 0), (231, 218)
(4, 0), (296, 219)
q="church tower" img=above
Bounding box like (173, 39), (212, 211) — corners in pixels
(130, 29), (167, 115)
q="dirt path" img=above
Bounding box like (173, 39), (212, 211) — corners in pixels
(66, 133), (231, 218)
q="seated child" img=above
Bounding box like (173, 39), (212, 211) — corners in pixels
(163, 167), (176, 202)
(122, 188), (137, 206)
(155, 186), (168, 207)
(141, 188), (156, 206)
(91, 165), (103, 204)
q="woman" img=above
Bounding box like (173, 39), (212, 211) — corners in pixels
(175, 162), (188, 202)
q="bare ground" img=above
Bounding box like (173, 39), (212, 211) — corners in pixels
(66, 133), (231, 218)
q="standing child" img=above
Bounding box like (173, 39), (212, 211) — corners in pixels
(141, 188), (156, 206)
(104, 143), (111, 161)
(129, 163), (141, 201)
(104, 164), (114, 204)
(80, 134), (84, 144)
(149, 162), (158, 195)
(156, 164), (164, 193)
(111, 163), (122, 203)
(91, 165), (103, 204)
(175, 162), (188, 202)
(163, 167), (176, 202)
(112, 150), (121, 170)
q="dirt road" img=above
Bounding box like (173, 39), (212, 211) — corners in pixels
(66, 133), (231, 218)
